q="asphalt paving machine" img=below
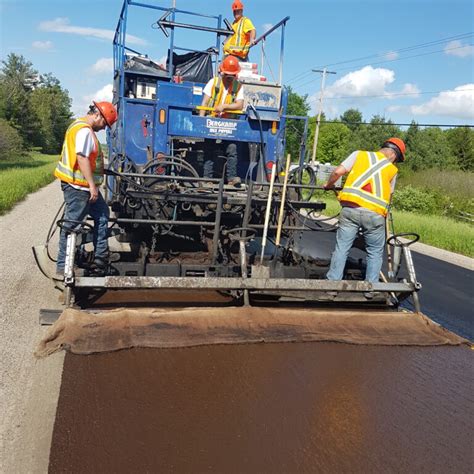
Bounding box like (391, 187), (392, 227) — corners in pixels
(33, 0), (422, 319)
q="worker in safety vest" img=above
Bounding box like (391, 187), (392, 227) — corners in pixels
(54, 101), (118, 277)
(199, 56), (244, 186)
(223, 0), (256, 61)
(323, 138), (406, 282)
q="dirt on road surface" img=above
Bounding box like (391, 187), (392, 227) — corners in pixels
(0, 182), (64, 473)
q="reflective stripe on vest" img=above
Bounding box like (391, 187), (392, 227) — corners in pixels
(208, 77), (241, 117)
(224, 17), (252, 58)
(338, 151), (397, 216)
(54, 118), (103, 187)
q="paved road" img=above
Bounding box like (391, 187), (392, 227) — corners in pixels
(0, 183), (472, 472)
(411, 252), (473, 341)
(297, 230), (473, 341)
(0, 182), (64, 473)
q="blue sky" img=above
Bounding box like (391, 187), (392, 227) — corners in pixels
(1, 0), (473, 126)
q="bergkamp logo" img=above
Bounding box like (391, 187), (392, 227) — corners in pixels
(206, 119), (237, 129)
(206, 118), (237, 135)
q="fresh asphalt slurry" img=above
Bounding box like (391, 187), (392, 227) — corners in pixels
(50, 344), (472, 473)
(1, 182), (473, 473)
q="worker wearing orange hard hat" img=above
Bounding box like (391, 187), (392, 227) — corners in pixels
(54, 101), (118, 277)
(324, 138), (406, 282)
(224, 0), (256, 61)
(199, 56), (245, 186)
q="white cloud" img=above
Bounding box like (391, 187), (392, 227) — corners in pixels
(39, 17), (146, 46)
(399, 83), (420, 96)
(90, 58), (113, 74)
(444, 40), (474, 58)
(32, 40), (54, 51)
(89, 83), (114, 103)
(384, 51), (399, 61)
(325, 66), (395, 99)
(262, 23), (273, 33)
(410, 84), (474, 119)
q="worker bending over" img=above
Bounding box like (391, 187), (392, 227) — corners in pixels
(323, 138), (406, 282)
(224, 0), (256, 61)
(200, 55), (244, 186)
(54, 101), (118, 277)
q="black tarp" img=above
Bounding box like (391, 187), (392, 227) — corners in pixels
(124, 56), (168, 78)
(167, 48), (215, 83)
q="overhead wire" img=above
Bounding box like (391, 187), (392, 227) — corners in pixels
(290, 43), (474, 93)
(286, 31), (473, 86)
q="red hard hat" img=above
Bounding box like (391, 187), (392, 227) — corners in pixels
(93, 101), (118, 127)
(219, 55), (241, 75)
(232, 0), (244, 11)
(383, 137), (406, 162)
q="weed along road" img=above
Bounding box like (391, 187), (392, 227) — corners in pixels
(1, 182), (473, 473)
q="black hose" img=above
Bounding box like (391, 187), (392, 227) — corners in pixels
(248, 104), (268, 180)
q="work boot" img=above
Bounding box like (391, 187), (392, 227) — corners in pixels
(88, 257), (108, 276)
(228, 176), (241, 187)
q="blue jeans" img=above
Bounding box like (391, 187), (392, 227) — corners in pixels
(203, 141), (238, 181)
(56, 183), (110, 271)
(326, 206), (386, 282)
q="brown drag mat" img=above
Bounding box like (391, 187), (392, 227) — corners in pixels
(36, 306), (468, 357)
(49, 343), (473, 473)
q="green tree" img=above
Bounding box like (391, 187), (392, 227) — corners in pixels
(30, 73), (73, 153)
(284, 86), (310, 162)
(0, 53), (40, 147)
(340, 108), (363, 132)
(316, 122), (351, 164)
(350, 115), (401, 152)
(446, 126), (474, 171)
(405, 126), (457, 171)
(0, 118), (25, 159)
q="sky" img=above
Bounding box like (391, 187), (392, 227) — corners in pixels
(1, 0), (473, 128)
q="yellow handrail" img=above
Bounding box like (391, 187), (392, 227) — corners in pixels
(195, 106), (244, 115)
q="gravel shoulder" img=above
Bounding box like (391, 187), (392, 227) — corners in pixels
(0, 181), (65, 473)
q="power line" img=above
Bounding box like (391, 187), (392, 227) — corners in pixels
(290, 42), (474, 92)
(304, 88), (474, 103)
(336, 43), (474, 73)
(319, 120), (474, 128)
(286, 31), (473, 86)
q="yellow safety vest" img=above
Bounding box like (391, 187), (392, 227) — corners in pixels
(208, 77), (241, 118)
(224, 16), (255, 59)
(54, 118), (103, 187)
(338, 151), (397, 217)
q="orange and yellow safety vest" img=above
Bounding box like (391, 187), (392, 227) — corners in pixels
(208, 77), (241, 118)
(224, 16), (255, 59)
(338, 151), (397, 217)
(54, 118), (103, 187)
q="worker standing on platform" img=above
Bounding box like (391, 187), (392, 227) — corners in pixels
(323, 138), (406, 282)
(224, 0), (256, 61)
(199, 56), (244, 186)
(54, 101), (118, 277)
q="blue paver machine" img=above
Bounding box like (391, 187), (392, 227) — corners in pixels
(35, 0), (422, 312)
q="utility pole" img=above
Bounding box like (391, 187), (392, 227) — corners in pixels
(310, 68), (336, 166)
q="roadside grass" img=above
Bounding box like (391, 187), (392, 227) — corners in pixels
(0, 152), (58, 215)
(318, 193), (474, 258)
(399, 169), (474, 200)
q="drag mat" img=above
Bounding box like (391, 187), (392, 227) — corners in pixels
(36, 307), (468, 358)
(49, 343), (473, 473)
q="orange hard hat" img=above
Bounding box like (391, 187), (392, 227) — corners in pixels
(219, 55), (241, 75)
(383, 137), (406, 162)
(232, 0), (244, 11)
(93, 101), (118, 127)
